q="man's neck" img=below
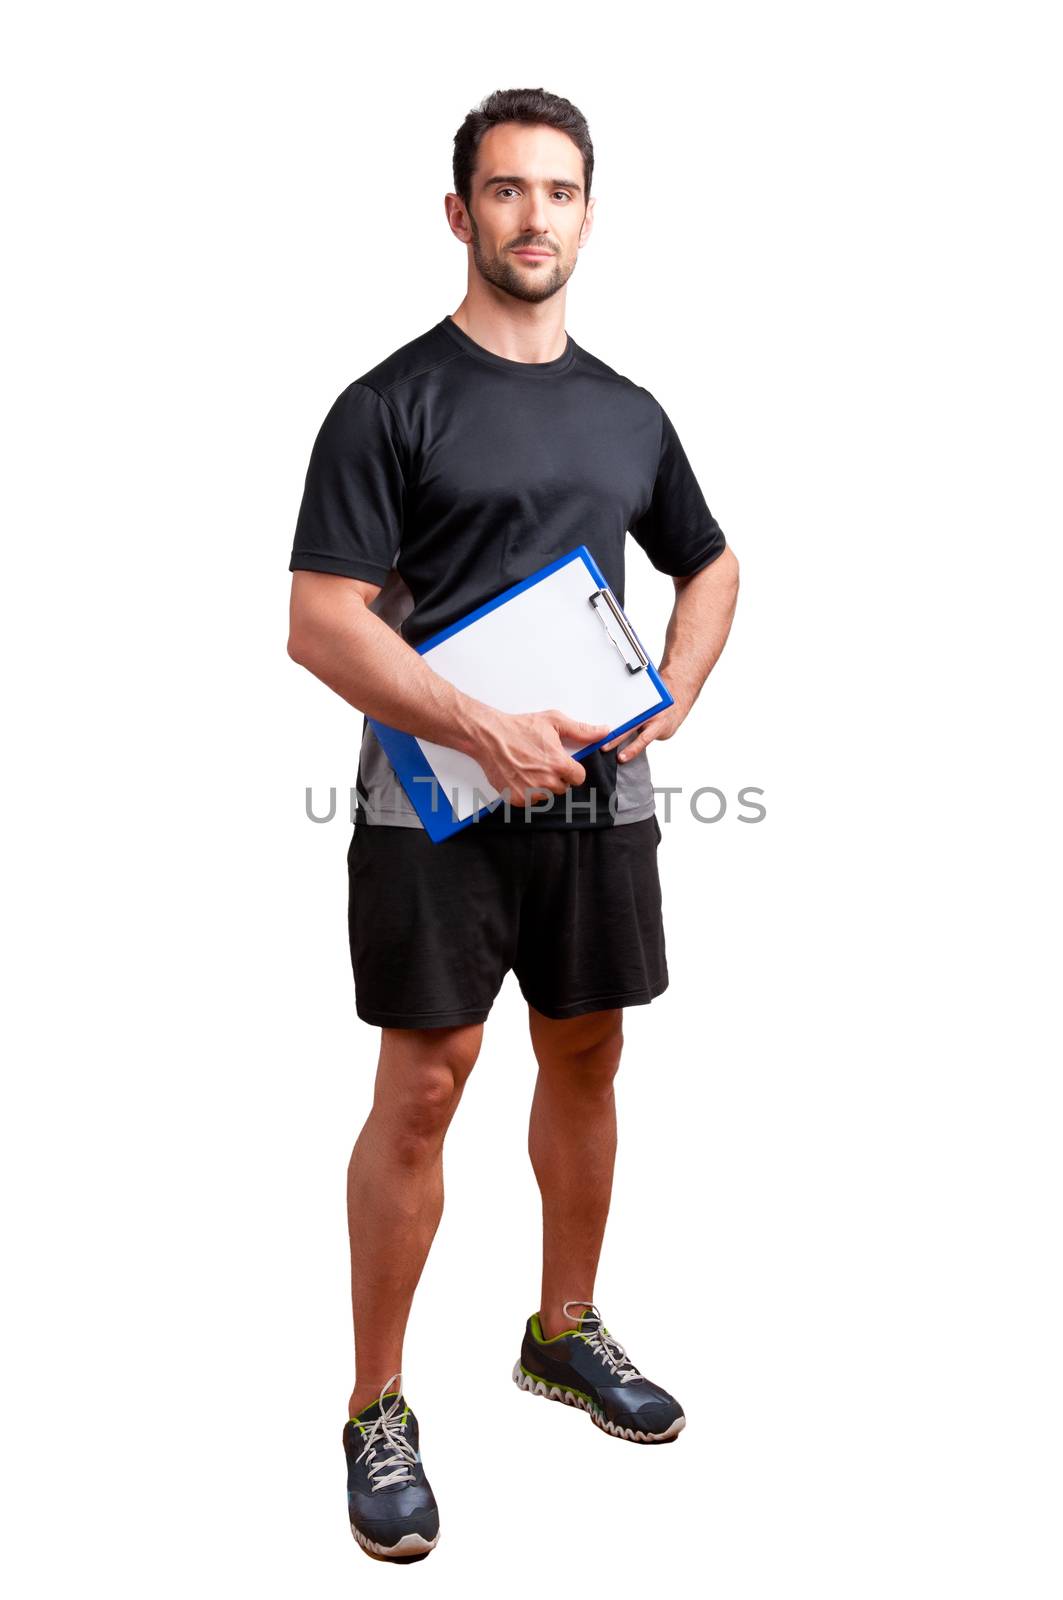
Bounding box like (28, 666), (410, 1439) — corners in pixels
(448, 297), (568, 365)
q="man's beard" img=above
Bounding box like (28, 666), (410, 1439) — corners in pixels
(469, 215), (573, 304)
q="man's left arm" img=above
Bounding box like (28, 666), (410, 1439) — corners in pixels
(602, 546), (740, 762)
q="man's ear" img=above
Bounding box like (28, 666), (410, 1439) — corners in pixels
(444, 192), (473, 245)
(579, 196), (596, 246)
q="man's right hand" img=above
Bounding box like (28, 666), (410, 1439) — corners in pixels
(470, 709), (612, 809)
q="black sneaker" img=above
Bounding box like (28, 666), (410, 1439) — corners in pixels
(513, 1300), (686, 1443)
(342, 1372), (440, 1562)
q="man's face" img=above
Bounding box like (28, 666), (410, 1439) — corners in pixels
(456, 122), (593, 304)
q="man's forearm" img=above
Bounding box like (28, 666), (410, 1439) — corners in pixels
(288, 581), (497, 757)
(658, 547), (740, 709)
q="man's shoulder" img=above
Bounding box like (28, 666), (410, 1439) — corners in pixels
(342, 319), (664, 424)
(571, 338), (662, 415)
(353, 320), (460, 402)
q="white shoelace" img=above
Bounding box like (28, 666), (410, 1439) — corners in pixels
(562, 1300), (643, 1383)
(354, 1371), (419, 1491)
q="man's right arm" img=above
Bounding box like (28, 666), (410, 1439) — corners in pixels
(287, 570), (609, 808)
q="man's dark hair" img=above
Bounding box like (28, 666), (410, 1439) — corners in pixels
(452, 88), (594, 210)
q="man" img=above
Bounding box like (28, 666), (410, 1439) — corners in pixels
(287, 87), (739, 1563)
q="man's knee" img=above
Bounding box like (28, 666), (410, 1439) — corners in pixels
(531, 1007), (624, 1087)
(378, 1023), (483, 1159)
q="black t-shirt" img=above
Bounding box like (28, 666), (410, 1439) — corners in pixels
(290, 314), (726, 829)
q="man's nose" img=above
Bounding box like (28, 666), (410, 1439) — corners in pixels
(519, 195), (550, 238)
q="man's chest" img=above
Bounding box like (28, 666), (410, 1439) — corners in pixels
(402, 383), (660, 534)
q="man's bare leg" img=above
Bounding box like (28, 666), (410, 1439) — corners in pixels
(526, 1006), (624, 1339)
(346, 1021), (483, 1418)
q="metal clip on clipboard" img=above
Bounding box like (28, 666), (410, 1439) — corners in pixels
(588, 586), (648, 674)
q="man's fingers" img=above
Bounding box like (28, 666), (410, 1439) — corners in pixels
(551, 713), (612, 745)
(617, 731), (651, 761)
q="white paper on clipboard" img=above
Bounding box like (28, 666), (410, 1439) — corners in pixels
(413, 554), (662, 820)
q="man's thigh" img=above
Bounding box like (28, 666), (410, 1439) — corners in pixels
(347, 823), (531, 1028)
(514, 817), (669, 1021)
(526, 1004), (624, 1083)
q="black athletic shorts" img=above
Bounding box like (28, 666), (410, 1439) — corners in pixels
(346, 814), (668, 1028)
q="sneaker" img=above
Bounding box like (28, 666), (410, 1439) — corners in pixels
(342, 1372), (440, 1562)
(513, 1300), (686, 1443)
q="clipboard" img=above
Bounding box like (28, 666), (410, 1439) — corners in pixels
(367, 545), (673, 842)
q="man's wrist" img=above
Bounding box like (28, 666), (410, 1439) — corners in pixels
(451, 695), (503, 759)
(660, 665), (699, 715)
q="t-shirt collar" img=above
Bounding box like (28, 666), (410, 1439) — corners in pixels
(439, 314), (576, 375)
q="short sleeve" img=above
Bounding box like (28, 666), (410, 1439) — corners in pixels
(630, 403), (727, 578)
(289, 382), (406, 583)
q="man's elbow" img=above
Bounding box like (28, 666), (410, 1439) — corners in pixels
(287, 593), (326, 668)
(709, 545), (740, 602)
(287, 624), (310, 667)
(287, 610), (327, 670)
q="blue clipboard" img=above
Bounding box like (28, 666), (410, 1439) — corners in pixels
(367, 544), (673, 842)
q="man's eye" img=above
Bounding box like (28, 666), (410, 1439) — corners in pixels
(495, 188), (572, 201)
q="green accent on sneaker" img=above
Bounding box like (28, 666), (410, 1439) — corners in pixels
(530, 1311), (594, 1344)
(349, 1388), (403, 1425)
(519, 1363), (603, 1413)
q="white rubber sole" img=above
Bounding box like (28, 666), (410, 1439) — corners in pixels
(350, 1524), (439, 1562)
(512, 1361), (685, 1444)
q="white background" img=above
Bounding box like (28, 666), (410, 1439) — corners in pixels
(3, 2), (1060, 1595)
